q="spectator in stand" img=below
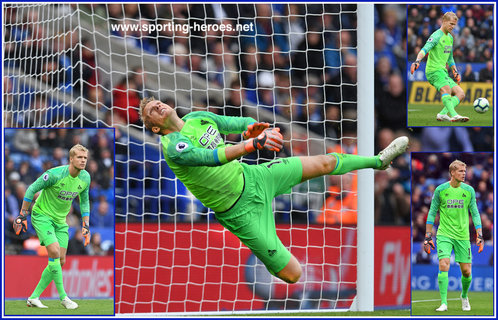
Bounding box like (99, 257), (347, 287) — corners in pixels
(91, 198), (114, 228)
(67, 229), (88, 255)
(88, 233), (105, 256)
(462, 64), (476, 82)
(478, 61), (493, 82)
(112, 73), (141, 125)
(377, 73), (406, 131)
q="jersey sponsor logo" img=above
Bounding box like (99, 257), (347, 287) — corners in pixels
(43, 174), (49, 181)
(199, 125), (222, 150)
(175, 142), (188, 152)
(446, 199), (464, 209)
(58, 190), (79, 201)
(444, 45), (452, 54)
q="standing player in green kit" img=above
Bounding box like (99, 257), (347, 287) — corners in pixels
(410, 11), (469, 122)
(423, 160), (483, 312)
(139, 97), (409, 284)
(13, 144), (92, 309)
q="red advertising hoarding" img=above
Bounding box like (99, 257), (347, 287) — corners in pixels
(116, 223), (357, 313)
(5, 256), (114, 299)
(374, 226), (411, 308)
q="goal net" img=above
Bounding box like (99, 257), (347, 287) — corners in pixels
(3, 3), (371, 314)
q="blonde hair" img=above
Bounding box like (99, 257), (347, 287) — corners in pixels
(139, 96), (156, 130)
(449, 159), (466, 177)
(69, 144), (88, 158)
(442, 11), (458, 22)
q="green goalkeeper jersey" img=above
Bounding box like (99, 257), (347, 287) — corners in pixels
(161, 111), (256, 212)
(24, 165), (91, 224)
(422, 29), (456, 74)
(426, 182), (482, 240)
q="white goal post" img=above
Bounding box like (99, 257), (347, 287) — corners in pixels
(3, 3), (376, 314)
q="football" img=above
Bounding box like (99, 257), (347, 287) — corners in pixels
(473, 97), (489, 113)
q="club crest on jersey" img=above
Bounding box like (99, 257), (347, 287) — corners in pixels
(176, 142), (188, 152)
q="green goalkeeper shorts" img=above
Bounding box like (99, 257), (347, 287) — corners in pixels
(215, 157), (303, 275)
(31, 211), (69, 248)
(426, 69), (458, 92)
(436, 234), (472, 263)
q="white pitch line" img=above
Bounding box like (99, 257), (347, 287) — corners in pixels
(412, 298), (461, 303)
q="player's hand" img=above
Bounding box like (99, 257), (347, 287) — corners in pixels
(13, 209), (29, 235)
(82, 223), (90, 247)
(242, 122), (270, 139)
(423, 232), (435, 254)
(452, 69), (461, 84)
(244, 128), (283, 153)
(410, 60), (421, 74)
(476, 232), (484, 253)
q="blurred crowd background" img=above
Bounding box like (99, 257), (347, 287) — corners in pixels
(412, 153), (493, 242)
(3, 4), (494, 228)
(4, 128), (114, 256)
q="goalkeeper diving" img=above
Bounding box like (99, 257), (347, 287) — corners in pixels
(410, 11), (468, 122)
(140, 98), (409, 283)
(13, 144), (92, 309)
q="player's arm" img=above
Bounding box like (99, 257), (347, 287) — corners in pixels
(447, 51), (460, 84)
(423, 187), (440, 254)
(79, 176), (91, 246)
(13, 171), (56, 235)
(469, 187), (484, 253)
(203, 112), (271, 139)
(411, 31), (439, 74)
(167, 129), (283, 166)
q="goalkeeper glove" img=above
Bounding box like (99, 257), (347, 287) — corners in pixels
(452, 68), (461, 85)
(244, 128), (283, 153)
(476, 232), (484, 253)
(13, 209), (29, 235)
(410, 60), (421, 74)
(242, 122), (270, 139)
(423, 232), (435, 254)
(82, 223), (91, 247)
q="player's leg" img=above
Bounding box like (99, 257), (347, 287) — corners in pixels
(455, 239), (473, 311)
(450, 85), (466, 119)
(436, 258), (450, 311)
(460, 263), (472, 311)
(299, 137), (409, 182)
(435, 235), (453, 311)
(276, 254), (302, 283)
(27, 213), (59, 308)
(56, 225), (78, 309)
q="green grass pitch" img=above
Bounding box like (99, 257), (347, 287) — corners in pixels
(412, 290), (494, 316)
(408, 104), (493, 127)
(233, 310), (410, 316)
(4, 299), (114, 315)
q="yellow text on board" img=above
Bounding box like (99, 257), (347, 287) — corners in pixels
(409, 82), (493, 106)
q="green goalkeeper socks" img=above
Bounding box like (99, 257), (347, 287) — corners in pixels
(461, 275), (472, 298)
(29, 266), (53, 299)
(438, 271), (449, 305)
(328, 153), (381, 175)
(48, 258), (67, 300)
(441, 94), (457, 117)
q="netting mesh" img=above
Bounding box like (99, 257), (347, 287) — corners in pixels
(3, 3), (361, 314)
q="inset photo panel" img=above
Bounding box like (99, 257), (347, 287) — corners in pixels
(407, 5), (494, 127)
(411, 152), (493, 316)
(4, 128), (115, 315)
